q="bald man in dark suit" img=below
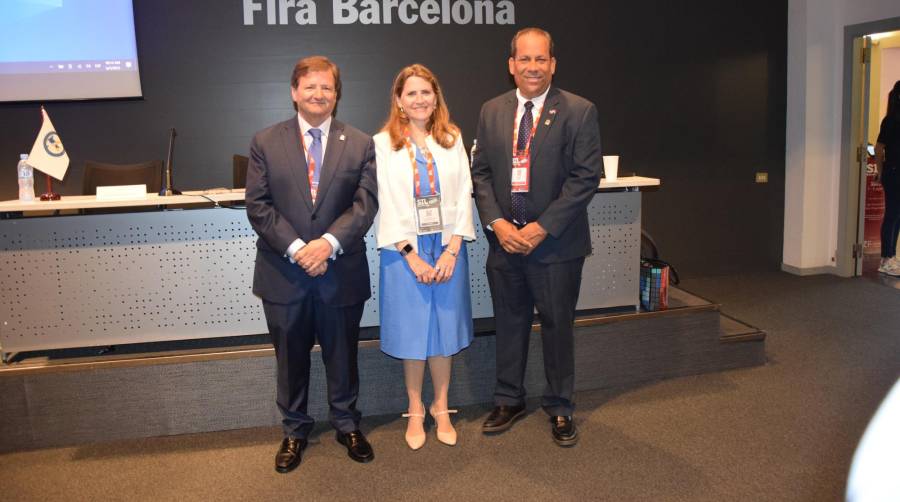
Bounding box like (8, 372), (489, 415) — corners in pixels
(472, 28), (602, 447)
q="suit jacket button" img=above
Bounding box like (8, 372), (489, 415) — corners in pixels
(311, 214), (317, 221)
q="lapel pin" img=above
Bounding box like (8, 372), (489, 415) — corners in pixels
(339, 134), (346, 141)
(544, 119), (551, 126)
(549, 109), (557, 115)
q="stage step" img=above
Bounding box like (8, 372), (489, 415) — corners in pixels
(719, 314), (767, 343)
(0, 288), (765, 452)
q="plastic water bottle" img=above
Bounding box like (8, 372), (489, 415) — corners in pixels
(17, 153), (34, 202)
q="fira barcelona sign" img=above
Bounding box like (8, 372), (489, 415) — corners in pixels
(242, 0), (516, 26)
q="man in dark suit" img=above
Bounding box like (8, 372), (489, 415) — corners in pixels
(246, 56), (378, 472)
(472, 27), (602, 446)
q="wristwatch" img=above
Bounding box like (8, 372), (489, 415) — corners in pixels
(399, 243), (414, 257)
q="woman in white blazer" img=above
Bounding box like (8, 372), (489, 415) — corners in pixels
(374, 64), (476, 450)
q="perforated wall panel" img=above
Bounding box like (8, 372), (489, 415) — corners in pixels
(580, 192), (641, 310)
(1, 209), (266, 352)
(0, 193), (639, 352)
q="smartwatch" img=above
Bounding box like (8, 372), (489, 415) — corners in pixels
(399, 243), (414, 256)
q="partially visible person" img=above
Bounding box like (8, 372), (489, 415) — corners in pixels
(245, 55), (378, 473)
(846, 378), (900, 502)
(374, 64), (476, 450)
(875, 80), (900, 276)
(471, 27), (602, 447)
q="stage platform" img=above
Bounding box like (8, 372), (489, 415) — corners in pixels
(0, 287), (765, 453)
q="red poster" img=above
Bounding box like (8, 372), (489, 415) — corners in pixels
(864, 154), (884, 253)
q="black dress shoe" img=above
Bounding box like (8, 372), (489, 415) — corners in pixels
(275, 437), (307, 473)
(481, 404), (526, 433)
(335, 430), (374, 463)
(551, 416), (578, 447)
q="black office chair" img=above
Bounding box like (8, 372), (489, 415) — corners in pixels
(82, 160), (164, 195)
(233, 154), (249, 189)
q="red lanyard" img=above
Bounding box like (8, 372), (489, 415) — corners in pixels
(298, 129), (319, 200)
(403, 133), (436, 197)
(512, 104), (543, 155)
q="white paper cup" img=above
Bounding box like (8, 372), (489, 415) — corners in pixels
(603, 155), (619, 181)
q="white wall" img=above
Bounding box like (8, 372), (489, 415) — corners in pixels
(784, 0), (900, 273)
(880, 47), (900, 119)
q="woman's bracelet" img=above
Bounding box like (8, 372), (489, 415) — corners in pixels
(444, 248), (458, 257)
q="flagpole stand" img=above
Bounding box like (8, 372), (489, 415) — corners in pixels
(39, 173), (61, 201)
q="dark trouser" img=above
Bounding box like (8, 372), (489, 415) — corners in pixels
(881, 164), (900, 258)
(263, 297), (364, 439)
(486, 254), (585, 417)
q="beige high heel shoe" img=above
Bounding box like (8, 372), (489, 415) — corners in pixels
(429, 405), (459, 446)
(402, 404), (427, 450)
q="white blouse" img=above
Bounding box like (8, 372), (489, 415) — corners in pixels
(373, 131), (476, 252)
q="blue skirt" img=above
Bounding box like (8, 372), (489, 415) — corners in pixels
(379, 233), (473, 360)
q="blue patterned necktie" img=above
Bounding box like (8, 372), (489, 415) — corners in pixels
(511, 101), (534, 225)
(308, 128), (323, 202)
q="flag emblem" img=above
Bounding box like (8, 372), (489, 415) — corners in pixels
(43, 131), (65, 157)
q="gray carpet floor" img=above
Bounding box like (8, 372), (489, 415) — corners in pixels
(1, 272), (898, 502)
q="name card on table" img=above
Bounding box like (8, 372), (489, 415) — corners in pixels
(96, 185), (148, 201)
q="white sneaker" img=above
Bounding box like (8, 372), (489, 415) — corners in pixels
(878, 259), (900, 276)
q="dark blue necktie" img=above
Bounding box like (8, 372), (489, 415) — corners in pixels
(308, 128), (323, 202)
(511, 101), (533, 225)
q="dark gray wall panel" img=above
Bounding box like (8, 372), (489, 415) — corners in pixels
(0, 1), (788, 276)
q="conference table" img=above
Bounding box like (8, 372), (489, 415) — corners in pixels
(0, 177), (659, 358)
